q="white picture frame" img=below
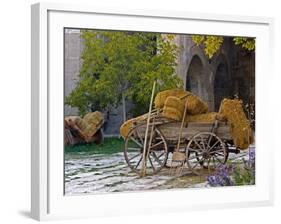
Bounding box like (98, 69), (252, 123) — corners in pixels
(31, 2), (275, 221)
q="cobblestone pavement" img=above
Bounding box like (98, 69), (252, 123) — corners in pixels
(65, 147), (252, 195)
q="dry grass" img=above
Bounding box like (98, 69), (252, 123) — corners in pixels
(185, 112), (218, 123)
(162, 96), (185, 121)
(119, 114), (147, 138)
(219, 99), (253, 149)
(79, 111), (104, 138)
(154, 89), (189, 109)
(155, 89), (208, 115)
(185, 94), (208, 115)
(162, 106), (183, 121)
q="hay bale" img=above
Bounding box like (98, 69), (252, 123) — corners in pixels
(162, 96), (185, 121)
(120, 114), (147, 138)
(154, 89), (190, 109)
(164, 96), (185, 113)
(120, 118), (136, 138)
(64, 112), (104, 144)
(184, 112), (227, 126)
(154, 88), (208, 115)
(162, 106), (183, 121)
(76, 117), (87, 130)
(83, 111), (103, 125)
(219, 99), (253, 150)
(185, 94), (208, 115)
(79, 111), (104, 138)
(185, 112), (218, 123)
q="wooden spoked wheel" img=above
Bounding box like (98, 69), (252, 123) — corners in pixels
(185, 132), (228, 175)
(124, 124), (168, 176)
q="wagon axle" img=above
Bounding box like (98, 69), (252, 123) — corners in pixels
(202, 151), (211, 159)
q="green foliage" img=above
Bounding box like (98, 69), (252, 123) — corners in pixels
(204, 36), (223, 59)
(192, 35), (205, 46)
(192, 35), (223, 58)
(233, 37), (255, 51)
(191, 35), (255, 59)
(66, 31), (182, 116)
(232, 164), (255, 185)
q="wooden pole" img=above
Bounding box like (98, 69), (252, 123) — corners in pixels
(170, 99), (188, 176)
(175, 101), (188, 152)
(141, 81), (156, 177)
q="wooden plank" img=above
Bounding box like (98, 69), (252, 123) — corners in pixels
(134, 120), (232, 141)
(158, 123), (230, 133)
(158, 122), (232, 141)
(159, 129), (198, 140)
(187, 122), (228, 127)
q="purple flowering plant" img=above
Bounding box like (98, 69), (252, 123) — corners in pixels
(206, 164), (234, 186)
(206, 147), (255, 187)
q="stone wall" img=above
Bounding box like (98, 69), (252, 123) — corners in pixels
(64, 29), (82, 116)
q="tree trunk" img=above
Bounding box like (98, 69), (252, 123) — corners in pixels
(122, 92), (126, 122)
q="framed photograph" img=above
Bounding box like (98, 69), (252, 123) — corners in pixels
(31, 2), (274, 221)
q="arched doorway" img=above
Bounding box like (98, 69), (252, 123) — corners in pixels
(186, 55), (204, 98)
(214, 63), (230, 111)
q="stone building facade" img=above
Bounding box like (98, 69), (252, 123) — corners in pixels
(64, 30), (255, 135)
(173, 35), (255, 111)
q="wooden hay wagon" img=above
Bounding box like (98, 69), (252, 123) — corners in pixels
(124, 112), (240, 176)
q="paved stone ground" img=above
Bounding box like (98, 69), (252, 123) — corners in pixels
(65, 147), (252, 195)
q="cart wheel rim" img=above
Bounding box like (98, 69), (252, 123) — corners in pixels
(185, 132), (227, 175)
(124, 124), (168, 176)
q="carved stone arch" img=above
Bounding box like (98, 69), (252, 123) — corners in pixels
(211, 53), (231, 83)
(186, 54), (208, 101)
(188, 45), (207, 68)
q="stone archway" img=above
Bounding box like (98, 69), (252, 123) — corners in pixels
(186, 55), (206, 99)
(214, 63), (231, 111)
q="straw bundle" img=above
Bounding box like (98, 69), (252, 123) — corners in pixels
(79, 111), (104, 138)
(162, 107), (183, 121)
(185, 112), (219, 123)
(219, 99), (253, 150)
(185, 94), (208, 115)
(154, 89), (190, 109)
(154, 89), (208, 115)
(162, 96), (185, 121)
(120, 114), (147, 138)
(64, 112), (104, 144)
(164, 96), (185, 112)
(75, 117), (87, 130)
